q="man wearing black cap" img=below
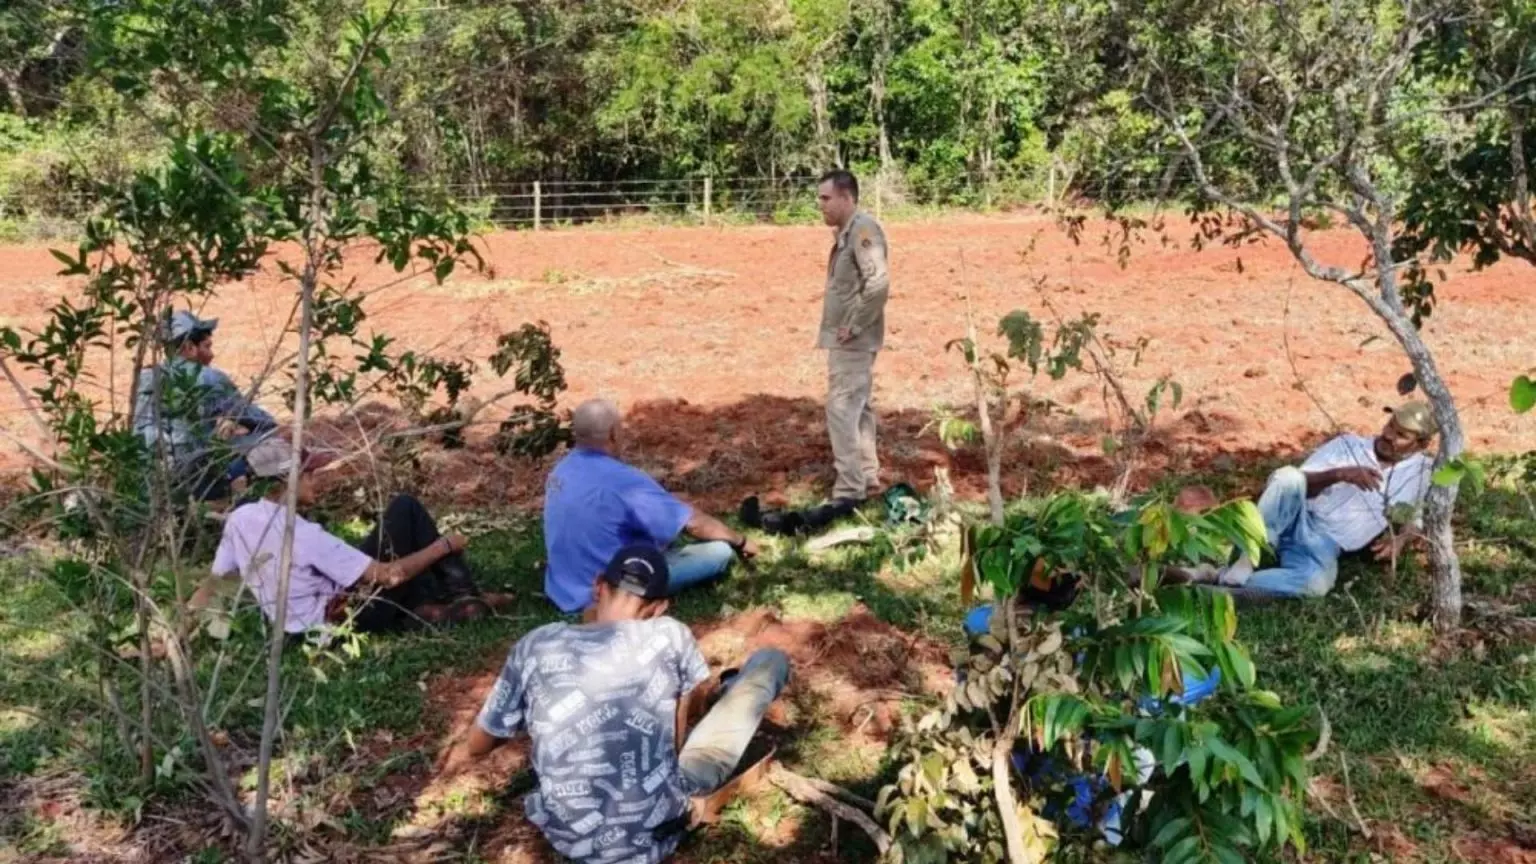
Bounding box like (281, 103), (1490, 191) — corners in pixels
(444, 546), (790, 863)
(133, 309), (278, 500)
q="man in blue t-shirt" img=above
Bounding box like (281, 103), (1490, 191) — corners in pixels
(542, 399), (759, 613)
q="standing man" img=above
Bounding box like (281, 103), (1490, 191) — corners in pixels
(815, 169), (890, 504)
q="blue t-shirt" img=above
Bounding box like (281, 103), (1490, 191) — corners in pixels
(543, 448), (693, 612)
(476, 617), (712, 863)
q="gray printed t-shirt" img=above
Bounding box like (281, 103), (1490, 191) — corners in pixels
(476, 617), (711, 863)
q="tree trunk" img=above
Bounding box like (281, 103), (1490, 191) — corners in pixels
(1399, 332), (1464, 631)
(965, 306), (1006, 527)
(163, 631), (249, 831)
(1422, 481), (1461, 630)
(134, 570), (154, 784)
(984, 430), (1005, 527)
(982, 92), (998, 204)
(992, 600), (1039, 863)
(0, 69), (24, 117)
(1356, 176), (1467, 631)
(1505, 103), (1535, 260)
(992, 725), (1031, 862)
(870, 1), (893, 175)
(806, 60), (835, 167)
(1369, 281), (1466, 630)
(247, 146), (325, 860)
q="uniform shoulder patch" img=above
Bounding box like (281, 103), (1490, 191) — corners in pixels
(856, 226), (874, 249)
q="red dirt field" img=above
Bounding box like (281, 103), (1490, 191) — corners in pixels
(1, 212), (1532, 510)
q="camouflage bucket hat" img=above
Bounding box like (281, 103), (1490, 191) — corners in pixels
(1390, 401), (1438, 439)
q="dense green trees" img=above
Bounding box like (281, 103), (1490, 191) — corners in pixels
(3, 0), (1530, 222)
(1, 0), (1186, 216)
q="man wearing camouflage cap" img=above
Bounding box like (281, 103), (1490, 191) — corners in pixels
(1192, 401), (1440, 597)
(815, 169), (890, 504)
(132, 310), (278, 500)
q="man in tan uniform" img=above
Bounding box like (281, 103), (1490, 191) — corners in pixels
(815, 169), (890, 503)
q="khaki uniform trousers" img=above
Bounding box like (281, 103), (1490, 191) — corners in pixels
(826, 348), (880, 501)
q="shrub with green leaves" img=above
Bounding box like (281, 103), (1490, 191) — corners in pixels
(877, 492), (1318, 864)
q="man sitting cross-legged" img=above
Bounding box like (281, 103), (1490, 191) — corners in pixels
(442, 546), (790, 863)
(542, 398), (759, 615)
(133, 310), (280, 501)
(1188, 401), (1440, 598)
(199, 438), (504, 633)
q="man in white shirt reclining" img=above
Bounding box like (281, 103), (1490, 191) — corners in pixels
(1191, 401), (1439, 597)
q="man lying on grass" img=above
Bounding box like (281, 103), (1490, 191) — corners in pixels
(441, 545), (790, 863)
(542, 398), (759, 615)
(1184, 401), (1439, 597)
(196, 438), (508, 634)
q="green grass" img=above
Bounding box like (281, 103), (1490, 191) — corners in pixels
(2, 476), (1533, 862)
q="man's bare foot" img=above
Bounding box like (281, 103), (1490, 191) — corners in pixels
(1165, 564), (1219, 585)
(481, 592), (516, 609)
(414, 603), (453, 624)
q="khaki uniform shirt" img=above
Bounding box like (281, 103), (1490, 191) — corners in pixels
(817, 211), (890, 352)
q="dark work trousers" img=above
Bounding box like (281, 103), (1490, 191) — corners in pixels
(348, 494), (479, 632)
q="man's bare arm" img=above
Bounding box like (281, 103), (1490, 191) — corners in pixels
(683, 509), (758, 557)
(361, 533), (467, 589)
(188, 573), (240, 611)
(439, 724), (508, 776)
(1304, 467), (1380, 497)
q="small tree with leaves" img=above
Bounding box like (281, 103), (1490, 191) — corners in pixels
(939, 304), (1095, 527)
(0, 1), (532, 858)
(878, 492), (1317, 864)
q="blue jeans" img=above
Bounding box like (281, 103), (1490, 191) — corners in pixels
(678, 648), (790, 793)
(665, 541), (736, 595)
(1245, 467), (1341, 597)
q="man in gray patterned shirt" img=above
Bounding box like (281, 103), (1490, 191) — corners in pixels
(443, 545), (789, 863)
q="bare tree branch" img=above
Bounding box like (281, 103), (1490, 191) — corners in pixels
(768, 765), (891, 856)
(248, 140), (326, 860)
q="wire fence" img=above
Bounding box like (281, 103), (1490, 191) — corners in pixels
(437, 173), (1044, 229)
(447, 176), (819, 228)
(1, 170), (1179, 240)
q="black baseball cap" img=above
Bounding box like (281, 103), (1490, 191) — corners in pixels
(602, 545), (670, 601)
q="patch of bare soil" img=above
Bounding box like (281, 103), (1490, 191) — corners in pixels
(4, 215), (1535, 514)
(1451, 835), (1536, 864)
(0, 770), (227, 864)
(339, 605), (953, 862)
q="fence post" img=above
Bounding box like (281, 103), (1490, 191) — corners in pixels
(533, 180), (542, 231)
(703, 176), (713, 226)
(873, 173), (883, 221)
